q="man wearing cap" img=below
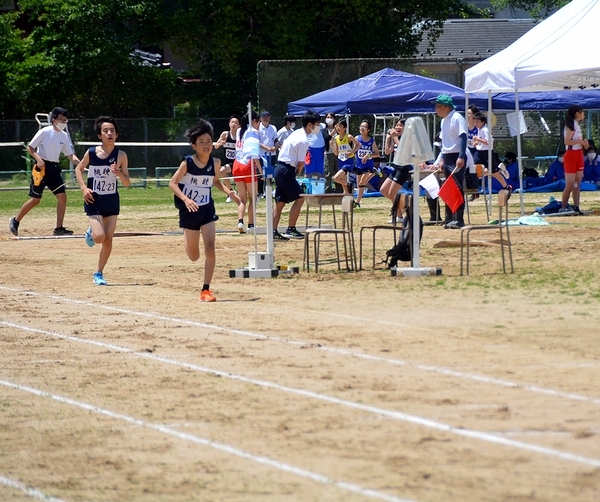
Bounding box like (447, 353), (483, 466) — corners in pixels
(433, 94), (468, 229)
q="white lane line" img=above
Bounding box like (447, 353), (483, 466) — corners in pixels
(0, 378), (412, 502)
(3, 320), (600, 469)
(1, 286), (600, 407)
(0, 475), (66, 501)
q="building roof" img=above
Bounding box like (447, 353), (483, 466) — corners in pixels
(415, 19), (538, 59)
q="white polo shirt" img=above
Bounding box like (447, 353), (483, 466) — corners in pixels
(440, 110), (467, 155)
(29, 125), (74, 162)
(278, 128), (309, 167)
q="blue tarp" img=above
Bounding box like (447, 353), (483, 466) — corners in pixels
(287, 68), (600, 115)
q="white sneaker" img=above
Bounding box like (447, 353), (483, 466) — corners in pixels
(226, 190), (237, 203)
(238, 221), (245, 233)
(387, 217), (402, 224)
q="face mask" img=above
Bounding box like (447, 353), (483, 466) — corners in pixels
(325, 118), (334, 126)
(289, 122), (295, 129)
(55, 122), (67, 131)
(558, 157), (564, 163)
(588, 153), (597, 160)
(312, 124), (320, 134)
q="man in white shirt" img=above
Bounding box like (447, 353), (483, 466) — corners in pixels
(277, 115), (296, 145)
(433, 94), (468, 229)
(273, 110), (321, 240)
(258, 111), (279, 168)
(10, 107), (81, 236)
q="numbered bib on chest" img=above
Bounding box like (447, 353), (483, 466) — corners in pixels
(90, 166), (118, 195)
(357, 148), (371, 159)
(179, 172), (212, 206)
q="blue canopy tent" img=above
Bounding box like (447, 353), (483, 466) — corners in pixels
(287, 68), (600, 115)
(287, 68), (472, 115)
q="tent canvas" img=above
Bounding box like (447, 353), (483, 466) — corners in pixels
(287, 68), (475, 115)
(464, 0), (600, 93)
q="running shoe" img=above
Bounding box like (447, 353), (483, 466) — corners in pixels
(85, 227), (95, 247)
(225, 190), (237, 203)
(200, 289), (216, 302)
(9, 217), (19, 236)
(273, 230), (289, 241)
(284, 227), (304, 239)
(238, 221), (245, 234)
(93, 272), (107, 285)
(54, 226), (74, 236)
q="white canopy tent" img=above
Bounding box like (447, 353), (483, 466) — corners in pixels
(464, 0), (600, 214)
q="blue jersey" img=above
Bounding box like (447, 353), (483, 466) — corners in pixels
(355, 135), (375, 170)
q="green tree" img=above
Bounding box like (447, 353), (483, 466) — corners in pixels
(490, 0), (568, 19)
(160, 0), (481, 116)
(2, 0), (177, 118)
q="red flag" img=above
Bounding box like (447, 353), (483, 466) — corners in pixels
(438, 175), (463, 213)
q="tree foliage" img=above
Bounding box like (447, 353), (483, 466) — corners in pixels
(0, 0), (481, 119)
(490, 0), (568, 19)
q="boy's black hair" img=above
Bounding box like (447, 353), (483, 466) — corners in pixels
(185, 119), (214, 144)
(302, 110), (321, 128)
(50, 107), (68, 120)
(94, 116), (119, 135)
(229, 114), (242, 123)
(284, 115), (295, 124)
(473, 112), (487, 124)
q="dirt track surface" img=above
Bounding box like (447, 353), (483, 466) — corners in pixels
(1, 192), (600, 501)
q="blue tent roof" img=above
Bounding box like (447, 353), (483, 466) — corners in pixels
(287, 68), (468, 115)
(287, 68), (600, 115)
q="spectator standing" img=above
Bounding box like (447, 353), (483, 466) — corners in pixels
(277, 115), (296, 145)
(432, 94), (468, 229)
(273, 110), (322, 240)
(560, 105), (588, 214)
(323, 112), (339, 192)
(9, 107), (81, 236)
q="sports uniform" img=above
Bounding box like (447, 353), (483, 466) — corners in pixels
(355, 135), (375, 175)
(232, 128), (259, 184)
(564, 122), (585, 174)
(222, 132), (236, 165)
(175, 156), (219, 230)
(335, 133), (355, 172)
(84, 147), (121, 217)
